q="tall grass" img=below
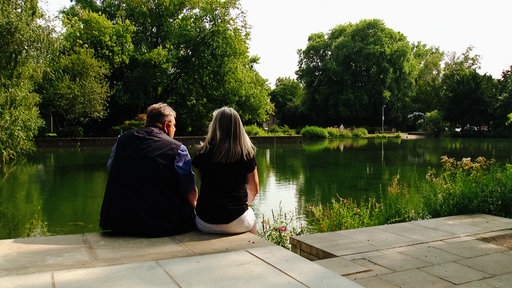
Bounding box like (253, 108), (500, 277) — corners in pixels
(421, 156), (512, 218)
(258, 155), (512, 248)
(306, 174), (425, 233)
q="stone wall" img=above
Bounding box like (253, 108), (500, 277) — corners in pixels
(35, 135), (303, 148)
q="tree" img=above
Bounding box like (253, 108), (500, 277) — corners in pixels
(39, 47), (110, 136)
(495, 66), (512, 135)
(441, 47), (496, 129)
(297, 19), (416, 129)
(62, 8), (134, 71)
(269, 77), (306, 127)
(64, 0), (272, 135)
(0, 0), (51, 168)
(410, 42), (444, 114)
(424, 110), (445, 137)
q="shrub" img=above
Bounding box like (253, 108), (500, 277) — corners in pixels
(112, 119), (145, 134)
(300, 126), (329, 138)
(326, 127), (341, 137)
(338, 129), (352, 138)
(351, 127), (368, 137)
(421, 156), (512, 218)
(268, 125), (297, 136)
(245, 125), (268, 136)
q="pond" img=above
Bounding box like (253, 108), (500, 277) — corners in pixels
(1, 137), (511, 239)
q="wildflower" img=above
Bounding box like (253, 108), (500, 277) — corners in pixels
(461, 157), (473, 170)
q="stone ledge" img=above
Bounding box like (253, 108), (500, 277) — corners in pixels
(0, 231), (272, 277)
(35, 135), (303, 148)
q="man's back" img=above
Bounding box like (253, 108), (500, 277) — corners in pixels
(100, 127), (195, 237)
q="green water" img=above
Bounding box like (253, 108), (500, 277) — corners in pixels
(1, 138), (511, 239)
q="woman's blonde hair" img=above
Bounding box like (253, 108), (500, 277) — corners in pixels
(197, 107), (256, 162)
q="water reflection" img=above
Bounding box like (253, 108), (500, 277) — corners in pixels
(1, 138), (511, 239)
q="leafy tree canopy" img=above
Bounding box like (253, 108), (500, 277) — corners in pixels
(0, 0), (51, 169)
(297, 19), (416, 129)
(63, 0), (272, 135)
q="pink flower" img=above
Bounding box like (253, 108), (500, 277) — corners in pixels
(278, 227), (287, 232)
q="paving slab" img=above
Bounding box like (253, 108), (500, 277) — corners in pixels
(1, 272), (53, 288)
(378, 269), (453, 288)
(364, 251), (431, 271)
(160, 250), (304, 288)
(456, 252), (512, 275)
(347, 259), (394, 279)
(54, 262), (178, 288)
(352, 276), (397, 288)
(435, 239), (509, 258)
(479, 272), (512, 287)
(397, 243), (465, 264)
(420, 262), (491, 285)
(248, 245), (362, 288)
(314, 256), (370, 276)
(0, 235), (94, 276)
(0, 231), (363, 287)
(376, 221), (454, 242)
(291, 214), (512, 287)
(85, 233), (192, 266)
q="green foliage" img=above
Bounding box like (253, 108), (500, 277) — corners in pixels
(0, 0), (50, 169)
(325, 127), (340, 137)
(410, 42), (444, 113)
(421, 156), (512, 218)
(306, 174), (422, 233)
(269, 77), (306, 127)
(63, 0), (273, 135)
(424, 110), (446, 137)
(301, 155), (512, 238)
(379, 174), (423, 223)
(300, 126), (329, 138)
(244, 125), (299, 136)
(307, 197), (383, 232)
(297, 19), (416, 128)
(24, 214), (49, 238)
(351, 127), (368, 138)
(441, 47), (496, 129)
(62, 8), (134, 70)
(374, 132), (401, 139)
(244, 125), (268, 136)
(112, 114), (146, 134)
(39, 47), (110, 134)
(268, 125), (297, 136)
(258, 205), (307, 249)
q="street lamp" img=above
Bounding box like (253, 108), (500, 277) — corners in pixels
(381, 105), (386, 133)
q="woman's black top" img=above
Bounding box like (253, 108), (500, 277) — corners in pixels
(193, 148), (256, 224)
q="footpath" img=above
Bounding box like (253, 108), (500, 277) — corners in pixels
(2, 214), (512, 287)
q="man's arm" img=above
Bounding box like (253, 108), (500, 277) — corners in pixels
(175, 144), (198, 208)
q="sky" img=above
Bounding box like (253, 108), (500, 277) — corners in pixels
(42, 0), (512, 85)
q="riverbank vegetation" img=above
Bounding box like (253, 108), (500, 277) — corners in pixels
(3, 1), (512, 173)
(258, 155), (512, 248)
